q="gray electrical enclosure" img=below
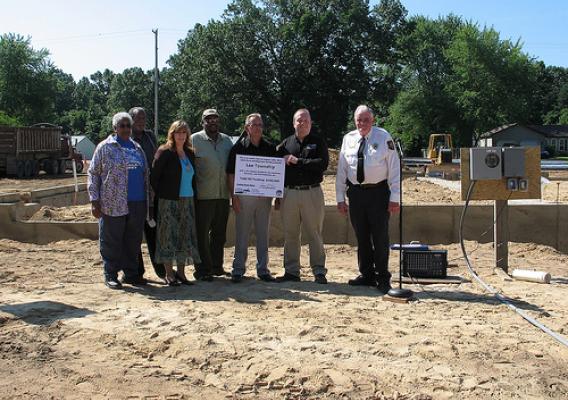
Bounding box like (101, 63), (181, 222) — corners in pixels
(469, 147), (503, 180)
(502, 147), (526, 177)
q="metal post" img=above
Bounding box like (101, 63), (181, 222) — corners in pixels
(152, 28), (159, 135)
(387, 139), (413, 299)
(494, 199), (509, 273)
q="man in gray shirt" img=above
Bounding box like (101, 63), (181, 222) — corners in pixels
(190, 109), (234, 280)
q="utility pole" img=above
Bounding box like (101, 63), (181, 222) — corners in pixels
(152, 28), (159, 135)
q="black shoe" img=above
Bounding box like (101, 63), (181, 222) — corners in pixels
(258, 273), (276, 282)
(377, 282), (392, 294)
(175, 272), (194, 286)
(231, 275), (243, 283)
(166, 279), (180, 287)
(121, 276), (148, 286)
(348, 275), (376, 286)
(154, 265), (166, 279)
(194, 272), (214, 282)
(105, 278), (123, 289)
(211, 268), (230, 277)
(276, 273), (301, 283)
(314, 274), (328, 284)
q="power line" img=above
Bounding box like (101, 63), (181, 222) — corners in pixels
(36, 29), (151, 43)
(35, 28), (190, 43)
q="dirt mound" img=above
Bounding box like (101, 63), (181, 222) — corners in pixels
(28, 205), (94, 222)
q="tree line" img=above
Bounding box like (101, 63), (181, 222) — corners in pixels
(1, 0), (567, 155)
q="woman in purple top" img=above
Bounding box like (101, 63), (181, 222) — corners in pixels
(88, 112), (149, 289)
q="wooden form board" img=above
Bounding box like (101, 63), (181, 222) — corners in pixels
(460, 147), (541, 201)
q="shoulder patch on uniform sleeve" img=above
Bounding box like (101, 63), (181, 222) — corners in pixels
(387, 140), (395, 150)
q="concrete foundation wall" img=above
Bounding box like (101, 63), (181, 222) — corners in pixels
(1, 203), (567, 253)
(0, 184), (90, 207)
(30, 184), (89, 206)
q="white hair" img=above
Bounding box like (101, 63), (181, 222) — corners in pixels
(354, 105), (374, 117)
(245, 113), (262, 125)
(293, 108), (311, 121)
(112, 112), (133, 131)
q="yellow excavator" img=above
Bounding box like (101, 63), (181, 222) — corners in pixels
(425, 134), (459, 178)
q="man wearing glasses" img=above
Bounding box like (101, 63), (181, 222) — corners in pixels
(190, 109), (234, 281)
(335, 105), (400, 294)
(226, 113), (277, 283)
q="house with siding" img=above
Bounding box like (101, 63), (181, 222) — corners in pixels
(478, 124), (568, 155)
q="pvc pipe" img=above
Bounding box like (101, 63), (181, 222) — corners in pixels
(511, 269), (551, 284)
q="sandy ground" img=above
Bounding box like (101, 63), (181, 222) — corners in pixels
(0, 240), (567, 399)
(322, 175), (568, 205)
(0, 174), (88, 194)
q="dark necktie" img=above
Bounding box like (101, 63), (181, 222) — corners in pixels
(357, 137), (366, 183)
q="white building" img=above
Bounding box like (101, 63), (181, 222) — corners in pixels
(71, 135), (97, 160)
(478, 124), (568, 155)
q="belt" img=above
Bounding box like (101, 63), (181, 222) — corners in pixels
(347, 180), (387, 189)
(285, 183), (320, 190)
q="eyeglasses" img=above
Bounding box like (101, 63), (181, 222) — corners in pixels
(118, 123), (131, 129)
(247, 123), (264, 127)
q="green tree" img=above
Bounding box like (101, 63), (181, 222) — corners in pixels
(169, 0), (402, 145)
(386, 15), (462, 154)
(0, 33), (58, 124)
(0, 110), (22, 126)
(387, 16), (539, 154)
(445, 23), (538, 145)
(107, 67), (152, 114)
(558, 108), (568, 125)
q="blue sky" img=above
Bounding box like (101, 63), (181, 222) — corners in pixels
(2, 0), (567, 80)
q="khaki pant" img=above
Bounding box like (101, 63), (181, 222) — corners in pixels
(280, 186), (327, 277)
(231, 195), (272, 277)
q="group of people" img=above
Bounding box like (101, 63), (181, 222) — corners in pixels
(87, 105), (400, 294)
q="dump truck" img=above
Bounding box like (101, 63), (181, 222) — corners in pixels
(0, 124), (84, 178)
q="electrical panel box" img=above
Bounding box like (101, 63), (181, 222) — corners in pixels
(502, 147), (526, 177)
(461, 147), (541, 200)
(469, 147), (502, 180)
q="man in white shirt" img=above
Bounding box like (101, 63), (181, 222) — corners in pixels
(335, 105), (400, 293)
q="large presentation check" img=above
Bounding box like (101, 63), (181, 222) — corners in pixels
(234, 155), (285, 198)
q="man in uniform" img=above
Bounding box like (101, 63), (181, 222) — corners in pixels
(335, 105), (400, 294)
(276, 108), (328, 284)
(191, 109), (234, 281)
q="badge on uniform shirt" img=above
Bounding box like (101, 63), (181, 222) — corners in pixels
(306, 144), (317, 150)
(387, 140), (395, 150)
